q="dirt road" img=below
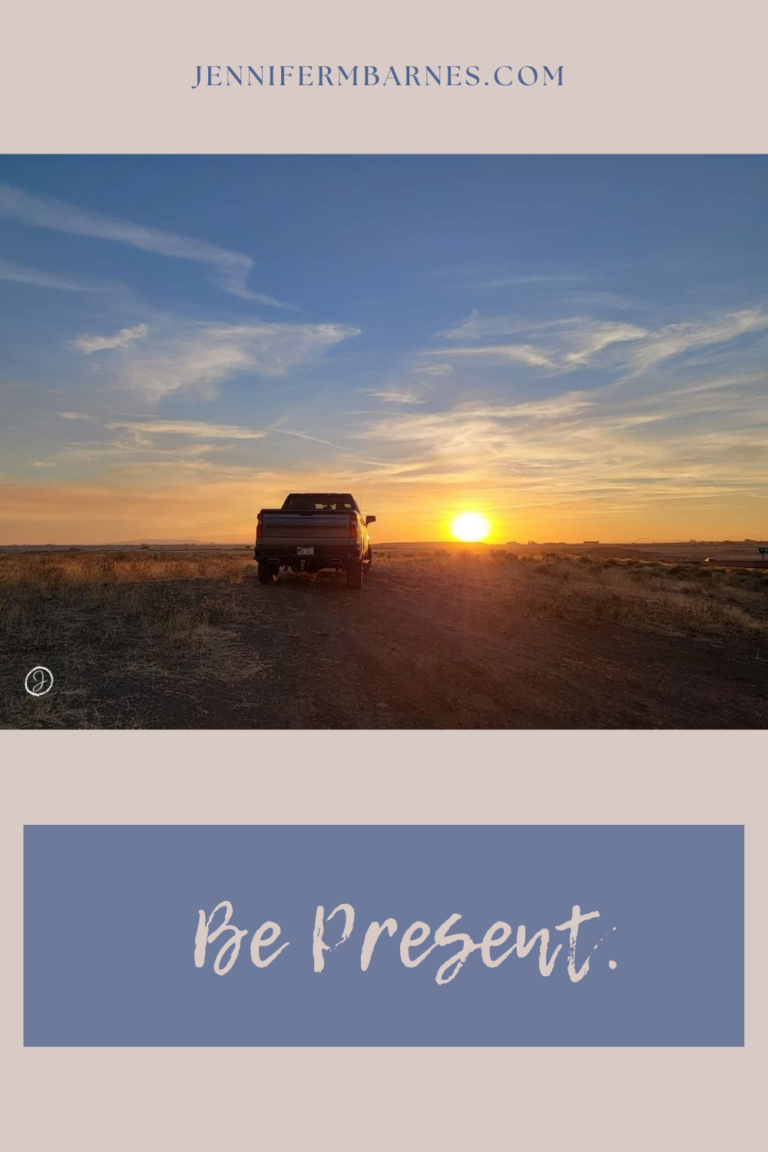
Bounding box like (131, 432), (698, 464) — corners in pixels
(4, 552), (768, 728)
(228, 562), (768, 729)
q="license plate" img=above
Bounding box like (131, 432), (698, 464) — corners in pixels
(297, 547), (315, 556)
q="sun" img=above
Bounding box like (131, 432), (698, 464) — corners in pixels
(450, 511), (492, 543)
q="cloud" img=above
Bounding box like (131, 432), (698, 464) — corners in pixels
(108, 320), (360, 402)
(477, 395), (595, 419)
(561, 321), (648, 365)
(73, 324), (150, 354)
(365, 389), (429, 404)
(472, 273), (585, 289)
(416, 363), (453, 377)
(0, 182), (293, 309)
(8, 356), (768, 541)
(344, 351), (768, 520)
(620, 307), (768, 376)
(431, 342), (557, 369)
(106, 419), (265, 440)
(57, 438), (236, 464)
(439, 310), (538, 341)
(437, 311), (647, 368)
(433, 307), (768, 376)
(9, 267), (768, 542)
(358, 392), (594, 448)
(0, 260), (102, 293)
(270, 428), (390, 468)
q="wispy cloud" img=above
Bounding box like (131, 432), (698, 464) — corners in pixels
(416, 363), (453, 377)
(106, 419), (265, 440)
(73, 324), (150, 354)
(439, 311), (648, 361)
(620, 306), (768, 375)
(0, 259), (101, 293)
(0, 183), (293, 309)
(357, 392), (594, 447)
(562, 321), (648, 366)
(439, 310), (531, 341)
(270, 427), (391, 468)
(434, 306), (767, 376)
(348, 371), (768, 518)
(431, 342), (557, 369)
(365, 389), (429, 404)
(472, 273), (585, 289)
(9, 359), (768, 541)
(103, 319), (360, 402)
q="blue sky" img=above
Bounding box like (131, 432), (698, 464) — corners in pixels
(1, 156), (766, 542)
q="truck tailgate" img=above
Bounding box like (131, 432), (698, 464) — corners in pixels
(261, 512), (351, 545)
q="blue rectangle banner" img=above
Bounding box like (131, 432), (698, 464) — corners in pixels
(23, 825), (744, 1046)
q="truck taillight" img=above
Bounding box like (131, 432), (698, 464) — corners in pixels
(256, 512), (263, 540)
(349, 514), (357, 537)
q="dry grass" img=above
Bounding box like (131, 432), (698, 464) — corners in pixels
(489, 550), (768, 640)
(1, 549), (251, 587)
(374, 547), (768, 641)
(0, 551), (260, 727)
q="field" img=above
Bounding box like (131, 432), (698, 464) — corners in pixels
(2, 544), (768, 728)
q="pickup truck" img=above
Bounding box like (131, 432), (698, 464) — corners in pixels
(254, 493), (376, 589)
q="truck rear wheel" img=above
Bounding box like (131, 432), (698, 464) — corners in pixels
(346, 559), (363, 590)
(258, 561), (277, 585)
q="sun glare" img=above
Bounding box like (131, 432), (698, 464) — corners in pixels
(450, 511), (492, 543)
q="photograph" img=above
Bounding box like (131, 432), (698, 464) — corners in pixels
(1, 154), (767, 728)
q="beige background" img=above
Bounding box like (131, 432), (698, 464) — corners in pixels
(2, 0), (766, 1147)
(1, 741), (764, 1151)
(2, 0), (766, 153)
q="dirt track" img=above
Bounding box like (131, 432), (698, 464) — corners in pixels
(227, 562), (768, 729)
(4, 552), (768, 728)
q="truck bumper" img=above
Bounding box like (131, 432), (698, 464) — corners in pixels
(254, 544), (362, 567)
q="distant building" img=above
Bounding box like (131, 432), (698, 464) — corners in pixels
(583, 540), (600, 545)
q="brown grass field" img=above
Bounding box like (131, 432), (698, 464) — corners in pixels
(2, 544), (768, 728)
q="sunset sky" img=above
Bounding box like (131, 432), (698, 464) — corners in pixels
(1, 155), (766, 544)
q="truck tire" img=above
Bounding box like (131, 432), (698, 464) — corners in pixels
(363, 546), (373, 573)
(258, 561), (277, 585)
(346, 559), (363, 590)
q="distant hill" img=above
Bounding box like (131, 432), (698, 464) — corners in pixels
(109, 539), (232, 546)
(378, 541), (490, 548)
